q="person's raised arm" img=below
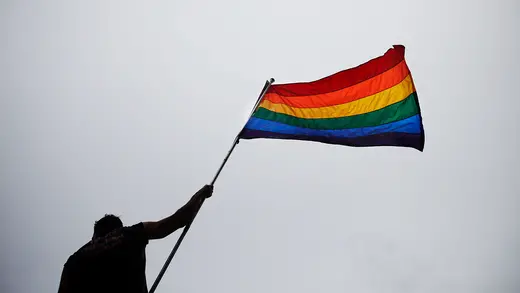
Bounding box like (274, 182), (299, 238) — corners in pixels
(143, 185), (213, 240)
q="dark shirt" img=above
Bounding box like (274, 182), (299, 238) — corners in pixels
(63, 223), (149, 293)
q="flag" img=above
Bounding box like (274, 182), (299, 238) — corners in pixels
(239, 45), (425, 151)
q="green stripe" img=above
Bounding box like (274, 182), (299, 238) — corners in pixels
(253, 92), (419, 130)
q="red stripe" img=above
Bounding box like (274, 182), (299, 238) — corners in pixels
(263, 61), (410, 108)
(268, 45), (406, 97)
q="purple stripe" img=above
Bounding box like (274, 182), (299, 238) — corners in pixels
(239, 129), (424, 151)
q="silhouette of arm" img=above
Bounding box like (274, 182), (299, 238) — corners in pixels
(143, 185), (213, 240)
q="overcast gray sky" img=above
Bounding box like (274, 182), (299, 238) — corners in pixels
(1, 1), (519, 292)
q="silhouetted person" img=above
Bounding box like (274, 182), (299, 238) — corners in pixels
(57, 184), (213, 293)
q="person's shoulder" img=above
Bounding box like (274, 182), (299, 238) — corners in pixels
(63, 240), (91, 269)
(124, 222), (145, 231)
(121, 222), (149, 246)
(63, 253), (75, 269)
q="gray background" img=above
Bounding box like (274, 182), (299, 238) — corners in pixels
(2, 1), (519, 292)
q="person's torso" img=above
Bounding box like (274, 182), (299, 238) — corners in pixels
(88, 243), (147, 292)
(67, 226), (149, 293)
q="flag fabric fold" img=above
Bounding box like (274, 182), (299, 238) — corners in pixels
(239, 45), (425, 151)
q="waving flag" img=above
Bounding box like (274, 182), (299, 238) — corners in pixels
(239, 45), (425, 151)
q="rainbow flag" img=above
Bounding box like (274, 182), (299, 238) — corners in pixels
(239, 45), (425, 151)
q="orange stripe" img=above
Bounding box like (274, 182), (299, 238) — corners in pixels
(264, 60), (410, 108)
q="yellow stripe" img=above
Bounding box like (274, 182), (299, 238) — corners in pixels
(259, 74), (416, 119)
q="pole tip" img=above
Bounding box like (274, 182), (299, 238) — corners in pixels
(269, 78), (275, 84)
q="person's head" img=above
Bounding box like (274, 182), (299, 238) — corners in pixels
(93, 214), (123, 239)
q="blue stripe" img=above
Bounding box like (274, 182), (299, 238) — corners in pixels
(244, 114), (422, 138)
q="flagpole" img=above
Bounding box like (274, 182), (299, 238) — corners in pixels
(210, 77), (275, 186)
(148, 78), (275, 293)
